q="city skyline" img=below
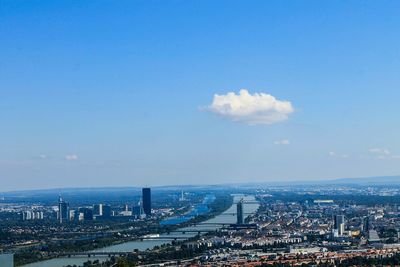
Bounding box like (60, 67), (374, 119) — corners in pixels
(2, 1), (400, 190)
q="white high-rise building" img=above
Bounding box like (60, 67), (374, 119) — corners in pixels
(93, 204), (103, 216)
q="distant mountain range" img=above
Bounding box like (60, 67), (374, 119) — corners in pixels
(0, 184), (225, 196)
(317, 175), (400, 185)
(246, 175), (400, 186)
(2, 175), (400, 195)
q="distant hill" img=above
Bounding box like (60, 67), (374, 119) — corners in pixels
(254, 175), (400, 186)
(320, 175), (400, 185)
(2, 175), (400, 196)
(0, 184), (224, 196)
(229, 175), (400, 187)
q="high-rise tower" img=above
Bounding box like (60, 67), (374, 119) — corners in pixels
(58, 195), (69, 223)
(334, 215), (345, 236)
(237, 199), (244, 224)
(142, 188), (151, 216)
(93, 204), (103, 216)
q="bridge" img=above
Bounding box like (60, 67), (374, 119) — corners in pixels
(233, 201), (259, 204)
(165, 229), (217, 234)
(219, 212), (254, 215)
(139, 236), (190, 241)
(193, 222), (231, 226)
(58, 251), (134, 257)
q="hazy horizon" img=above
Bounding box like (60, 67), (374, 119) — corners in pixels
(2, 174), (400, 193)
(2, 1), (400, 191)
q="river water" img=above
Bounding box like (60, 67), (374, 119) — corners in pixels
(23, 195), (259, 267)
(160, 194), (216, 225)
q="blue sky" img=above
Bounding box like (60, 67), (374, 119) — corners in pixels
(1, 0), (400, 190)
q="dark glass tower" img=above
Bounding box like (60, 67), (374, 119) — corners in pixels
(334, 215), (345, 236)
(58, 195), (69, 223)
(142, 188), (151, 216)
(237, 199), (244, 224)
(102, 204), (112, 218)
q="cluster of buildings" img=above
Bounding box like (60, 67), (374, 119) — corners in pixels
(178, 192), (400, 266)
(20, 210), (44, 221)
(0, 203), (51, 222)
(58, 197), (110, 223)
(189, 246), (400, 266)
(57, 187), (152, 223)
(333, 214), (345, 237)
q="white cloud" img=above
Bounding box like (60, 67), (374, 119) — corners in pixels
(369, 148), (390, 155)
(205, 89), (294, 125)
(65, 154), (78, 161)
(368, 148), (400, 160)
(39, 154), (47, 159)
(274, 139), (290, 145)
(329, 151), (349, 158)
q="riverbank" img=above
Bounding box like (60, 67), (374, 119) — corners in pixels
(20, 194), (234, 267)
(86, 195), (260, 266)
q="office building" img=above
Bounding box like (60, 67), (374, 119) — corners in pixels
(179, 190), (185, 201)
(21, 211), (32, 221)
(69, 210), (76, 220)
(93, 204), (103, 216)
(237, 199), (244, 224)
(142, 187), (151, 216)
(35, 211), (44, 220)
(79, 208), (94, 221)
(334, 215), (345, 236)
(73, 210), (81, 222)
(102, 204), (112, 218)
(21, 211), (44, 221)
(58, 195), (69, 223)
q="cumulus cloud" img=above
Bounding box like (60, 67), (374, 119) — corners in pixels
(274, 139), (290, 145)
(329, 151), (349, 158)
(205, 89), (294, 125)
(65, 154), (78, 161)
(369, 148), (390, 155)
(368, 148), (400, 160)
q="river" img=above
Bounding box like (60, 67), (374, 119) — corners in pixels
(23, 195), (259, 267)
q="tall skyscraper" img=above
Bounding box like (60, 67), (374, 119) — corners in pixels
(79, 208), (94, 221)
(334, 215), (345, 236)
(237, 199), (244, 224)
(102, 204), (112, 218)
(93, 204), (103, 216)
(133, 200), (145, 218)
(142, 187), (151, 216)
(58, 195), (69, 223)
(179, 190), (185, 201)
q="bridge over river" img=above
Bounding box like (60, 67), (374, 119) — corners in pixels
(23, 195), (259, 267)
